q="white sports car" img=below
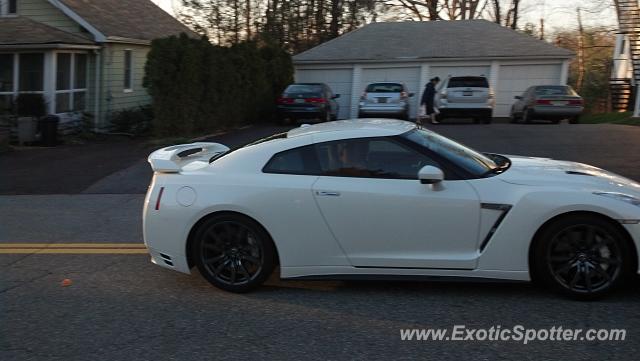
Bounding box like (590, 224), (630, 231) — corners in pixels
(143, 119), (640, 299)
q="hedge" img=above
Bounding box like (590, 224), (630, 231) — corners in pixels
(144, 34), (293, 137)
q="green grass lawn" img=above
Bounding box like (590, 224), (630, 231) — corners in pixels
(580, 112), (640, 125)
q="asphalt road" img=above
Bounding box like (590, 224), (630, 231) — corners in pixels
(2, 122), (640, 360)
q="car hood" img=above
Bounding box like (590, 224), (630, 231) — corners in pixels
(496, 155), (640, 195)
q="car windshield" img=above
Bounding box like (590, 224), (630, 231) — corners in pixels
(366, 83), (404, 93)
(535, 86), (576, 96)
(447, 77), (489, 88)
(401, 128), (498, 177)
(284, 84), (323, 97)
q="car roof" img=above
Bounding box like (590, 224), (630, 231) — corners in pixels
(287, 118), (416, 138)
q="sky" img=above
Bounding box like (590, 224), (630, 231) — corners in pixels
(153, 0), (619, 31)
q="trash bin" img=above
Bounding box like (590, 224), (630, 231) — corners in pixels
(39, 115), (59, 147)
(17, 117), (38, 145)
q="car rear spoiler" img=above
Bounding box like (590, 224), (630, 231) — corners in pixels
(148, 142), (230, 173)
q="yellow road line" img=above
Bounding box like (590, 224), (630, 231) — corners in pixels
(0, 248), (148, 254)
(0, 243), (146, 248)
(0, 243), (148, 254)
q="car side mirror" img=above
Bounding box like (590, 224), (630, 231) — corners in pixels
(418, 165), (444, 185)
(332, 94), (341, 99)
(515, 96), (522, 100)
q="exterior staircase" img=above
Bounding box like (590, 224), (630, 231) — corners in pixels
(612, 0), (640, 112)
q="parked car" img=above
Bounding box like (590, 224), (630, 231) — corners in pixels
(276, 83), (340, 123)
(510, 85), (584, 124)
(435, 76), (495, 124)
(144, 119), (640, 299)
(358, 82), (414, 120)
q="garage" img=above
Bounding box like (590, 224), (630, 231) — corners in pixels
(293, 20), (573, 119)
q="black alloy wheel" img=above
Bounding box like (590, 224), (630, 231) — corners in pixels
(533, 215), (633, 300)
(193, 214), (276, 293)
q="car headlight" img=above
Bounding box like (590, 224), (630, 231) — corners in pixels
(593, 192), (640, 207)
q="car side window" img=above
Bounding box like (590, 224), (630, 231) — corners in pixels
(314, 137), (440, 179)
(263, 145), (321, 175)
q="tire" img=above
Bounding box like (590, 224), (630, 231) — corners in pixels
(278, 116), (292, 126)
(522, 108), (533, 123)
(531, 214), (634, 300)
(483, 117), (492, 124)
(551, 119), (561, 124)
(324, 111), (331, 122)
(570, 116), (581, 124)
(192, 214), (277, 293)
(509, 110), (519, 124)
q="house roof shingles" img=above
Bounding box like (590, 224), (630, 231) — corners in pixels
(59, 0), (196, 41)
(0, 16), (94, 46)
(293, 20), (574, 63)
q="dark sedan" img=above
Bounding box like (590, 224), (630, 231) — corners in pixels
(276, 83), (340, 124)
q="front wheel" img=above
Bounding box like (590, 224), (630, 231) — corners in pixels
(532, 215), (634, 300)
(192, 214), (277, 293)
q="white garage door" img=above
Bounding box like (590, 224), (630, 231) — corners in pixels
(360, 67), (421, 118)
(295, 68), (353, 119)
(429, 66), (491, 83)
(496, 64), (562, 117)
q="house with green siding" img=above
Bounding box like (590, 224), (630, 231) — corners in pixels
(0, 0), (195, 130)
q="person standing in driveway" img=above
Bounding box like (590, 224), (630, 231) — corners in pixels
(420, 77), (440, 125)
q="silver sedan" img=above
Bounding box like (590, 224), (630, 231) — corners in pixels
(510, 85), (584, 124)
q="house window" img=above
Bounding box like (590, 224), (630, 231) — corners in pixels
(19, 53), (44, 91)
(1, 0), (17, 15)
(55, 53), (88, 113)
(0, 54), (14, 112)
(124, 50), (133, 92)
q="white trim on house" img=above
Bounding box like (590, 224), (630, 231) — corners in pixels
(0, 44), (99, 50)
(106, 37), (151, 46)
(53, 51), (89, 114)
(294, 55), (573, 66)
(47, 0), (107, 42)
(0, 0), (18, 16)
(123, 49), (133, 93)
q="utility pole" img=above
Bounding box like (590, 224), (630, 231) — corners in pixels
(539, 17), (544, 40)
(576, 7), (585, 92)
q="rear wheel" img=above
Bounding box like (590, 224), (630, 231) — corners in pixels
(522, 108), (533, 123)
(324, 110), (331, 122)
(192, 214), (277, 293)
(509, 109), (519, 123)
(532, 214), (634, 300)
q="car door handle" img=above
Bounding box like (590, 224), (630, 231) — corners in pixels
(316, 191), (341, 197)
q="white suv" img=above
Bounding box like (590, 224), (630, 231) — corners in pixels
(436, 76), (495, 124)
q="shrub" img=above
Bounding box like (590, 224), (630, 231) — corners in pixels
(144, 33), (294, 137)
(110, 106), (153, 136)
